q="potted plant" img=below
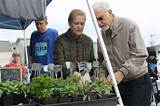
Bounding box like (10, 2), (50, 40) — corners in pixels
(53, 75), (81, 103)
(0, 80), (26, 106)
(90, 79), (114, 99)
(76, 77), (114, 101)
(28, 75), (56, 105)
(50, 76), (117, 106)
(65, 76), (84, 102)
(81, 83), (96, 101)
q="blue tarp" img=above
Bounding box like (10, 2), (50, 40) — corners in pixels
(0, 0), (52, 30)
(0, 16), (32, 30)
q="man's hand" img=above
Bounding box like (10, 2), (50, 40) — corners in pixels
(114, 71), (124, 84)
(107, 71), (124, 84)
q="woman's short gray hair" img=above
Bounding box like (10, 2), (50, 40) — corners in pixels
(68, 9), (86, 24)
(92, 1), (110, 11)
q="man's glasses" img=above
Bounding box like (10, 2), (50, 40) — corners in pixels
(97, 15), (105, 21)
(96, 11), (107, 21)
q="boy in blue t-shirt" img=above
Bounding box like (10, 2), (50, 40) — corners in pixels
(29, 16), (58, 65)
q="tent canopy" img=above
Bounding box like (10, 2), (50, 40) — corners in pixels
(0, 0), (52, 65)
(0, 0), (46, 20)
(0, 0), (52, 30)
(0, 16), (32, 30)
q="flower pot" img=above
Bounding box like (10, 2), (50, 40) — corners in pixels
(97, 94), (115, 100)
(39, 96), (58, 105)
(90, 95), (98, 101)
(0, 96), (2, 106)
(2, 94), (14, 106)
(25, 93), (37, 104)
(13, 93), (25, 105)
(83, 94), (98, 101)
(2, 93), (25, 106)
(41, 97), (118, 106)
(58, 97), (72, 103)
(72, 95), (83, 102)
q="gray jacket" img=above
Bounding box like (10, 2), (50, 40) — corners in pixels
(98, 16), (148, 81)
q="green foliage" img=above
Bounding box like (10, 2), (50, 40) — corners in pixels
(0, 81), (25, 96)
(53, 75), (82, 98)
(52, 75), (113, 101)
(81, 79), (113, 101)
(29, 75), (54, 99)
(0, 88), (3, 97)
(91, 79), (113, 96)
(0, 74), (114, 103)
(28, 74), (113, 101)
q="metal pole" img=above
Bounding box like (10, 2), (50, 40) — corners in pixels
(23, 30), (29, 65)
(85, 0), (124, 106)
(0, 67), (1, 83)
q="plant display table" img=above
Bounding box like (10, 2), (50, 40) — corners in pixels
(0, 75), (118, 106)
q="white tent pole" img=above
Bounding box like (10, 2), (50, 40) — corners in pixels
(86, 0), (124, 106)
(23, 29), (28, 65)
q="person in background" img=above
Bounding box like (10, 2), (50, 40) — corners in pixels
(54, 9), (95, 78)
(92, 1), (152, 106)
(147, 56), (158, 79)
(5, 52), (27, 77)
(29, 16), (58, 65)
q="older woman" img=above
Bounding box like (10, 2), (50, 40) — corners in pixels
(54, 9), (94, 78)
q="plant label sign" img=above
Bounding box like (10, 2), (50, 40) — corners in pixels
(0, 67), (22, 82)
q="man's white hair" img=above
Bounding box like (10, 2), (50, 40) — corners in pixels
(92, 1), (110, 11)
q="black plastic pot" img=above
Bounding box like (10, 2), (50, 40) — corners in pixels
(71, 95), (83, 102)
(2, 93), (25, 106)
(13, 93), (25, 105)
(42, 97), (118, 106)
(2, 94), (14, 106)
(58, 97), (72, 103)
(39, 97), (58, 105)
(90, 95), (98, 101)
(0, 96), (2, 106)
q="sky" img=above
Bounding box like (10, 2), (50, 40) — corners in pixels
(0, 0), (160, 47)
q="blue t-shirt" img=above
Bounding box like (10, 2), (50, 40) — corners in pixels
(30, 28), (58, 65)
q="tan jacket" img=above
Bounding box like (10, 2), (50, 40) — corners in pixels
(98, 16), (148, 81)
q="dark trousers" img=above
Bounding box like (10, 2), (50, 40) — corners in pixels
(118, 73), (152, 106)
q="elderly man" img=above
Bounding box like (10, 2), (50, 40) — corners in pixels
(93, 1), (152, 106)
